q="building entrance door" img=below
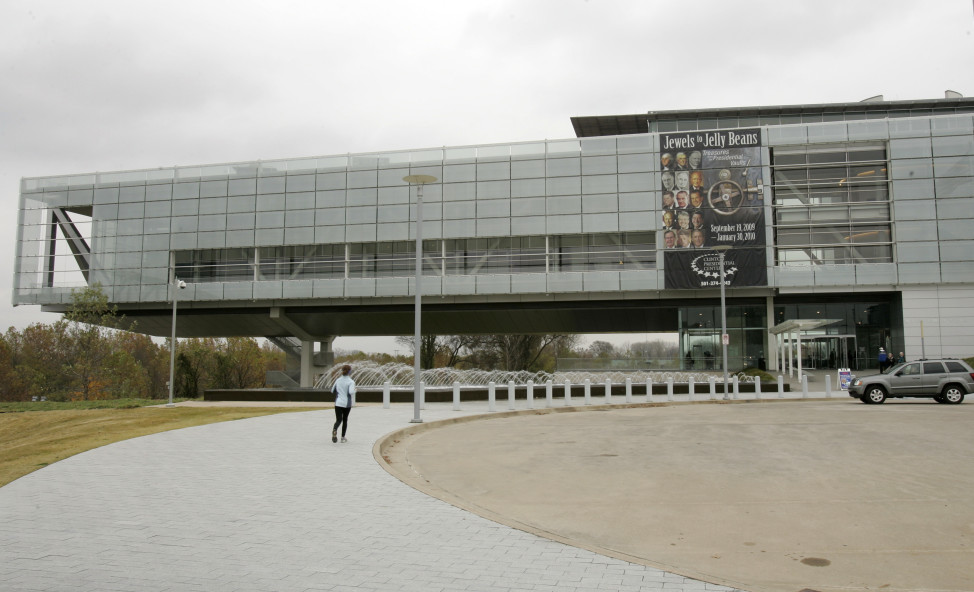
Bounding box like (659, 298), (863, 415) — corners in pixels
(799, 335), (857, 370)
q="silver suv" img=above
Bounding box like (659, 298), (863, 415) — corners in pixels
(848, 358), (974, 404)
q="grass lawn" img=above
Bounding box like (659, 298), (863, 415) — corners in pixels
(0, 401), (322, 488)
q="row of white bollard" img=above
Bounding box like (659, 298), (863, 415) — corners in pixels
(381, 373), (821, 412)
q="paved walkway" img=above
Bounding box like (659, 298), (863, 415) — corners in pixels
(0, 400), (745, 592)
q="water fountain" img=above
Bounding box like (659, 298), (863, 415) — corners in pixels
(314, 361), (755, 390)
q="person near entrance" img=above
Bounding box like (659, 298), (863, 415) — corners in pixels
(878, 348), (888, 372)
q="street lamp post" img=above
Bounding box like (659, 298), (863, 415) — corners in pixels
(714, 246), (731, 400)
(403, 174), (437, 423)
(167, 279), (187, 408)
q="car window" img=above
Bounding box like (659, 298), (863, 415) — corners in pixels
(922, 362), (945, 374)
(900, 363), (920, 376)
(945, 361), (968, 373)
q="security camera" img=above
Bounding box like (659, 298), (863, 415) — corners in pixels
(176, 280), (187, 289)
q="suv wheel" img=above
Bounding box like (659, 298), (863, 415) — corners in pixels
(942, 385), (965, 404)
(864, 386), (887, 404)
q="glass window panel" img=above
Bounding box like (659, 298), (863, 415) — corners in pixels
(199, 197), (227, 215)
(257, 177), (286, 194)
(890, 138), (932, 159)
(443, 163), (476, 183)
(510, 143), (546, 159)
(546, 177), (581, 196)
(145, 201), (171, 217)
(932, 135), (974, 157)
(172, 200), (199, 216)
(200, 180), (228, 197)
(775, 228), (810, 246)
(891, 158), (934, 180)
(773, 169), (807, 185)
(934, 156), (974, 178)
(199, 214), (227, 232)
(171, 216), (197, 233)
(581, 156), (617, 174)
(285, 174), (316, 192)
(143, 218), (169, 234)
(849, 164), (887, 182)
(228, 194), (256, 213)
(256, 211), (285, 228)
(285, 192), (316, 210)
(347, 170), (377, 189)
(443, 182), (476, 201)
(117, 203), (145, 219)
(227, 213), (255, 230)
(547, 158), (581, 177)
(848, 225), (890, 244)
(477, 145), (510, 161)
(228, 178), (257, 196)
(510, 159), (545, 179)
(849, 204), (890, 222)
(477, 161), (510, 181)
(477, 180), (510, 199)
(808, 167), (847, 183)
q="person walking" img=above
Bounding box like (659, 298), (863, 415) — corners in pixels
(331, 365), (356, 443)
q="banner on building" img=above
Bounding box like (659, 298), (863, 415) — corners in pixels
(659, 128), (767, 288)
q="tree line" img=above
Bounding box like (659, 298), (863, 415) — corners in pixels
(0, 286), (677, 402)
(0, 287), (284, 402)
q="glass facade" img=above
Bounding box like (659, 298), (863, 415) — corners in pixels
(173, 232), (656, 284)
(771, 142), (892, 266)
(12, 100), (974, 366)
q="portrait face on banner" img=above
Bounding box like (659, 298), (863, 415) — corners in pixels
(659, 128), (768, 289)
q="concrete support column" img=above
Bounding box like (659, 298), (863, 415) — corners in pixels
(317, 337), (335, 369)
(766, 296), (776, 371)
(300, 340), (314, 388)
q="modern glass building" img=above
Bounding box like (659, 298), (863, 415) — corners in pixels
(14, 95), (974, 385)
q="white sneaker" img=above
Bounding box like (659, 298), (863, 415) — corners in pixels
(340, 437), (348, 443)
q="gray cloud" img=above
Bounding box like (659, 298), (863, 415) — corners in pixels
(1, 0), (971, 350)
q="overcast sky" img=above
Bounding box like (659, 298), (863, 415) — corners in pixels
(1, 0), (972, 354)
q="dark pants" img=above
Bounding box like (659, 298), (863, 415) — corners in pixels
(333, 406), (351, 437)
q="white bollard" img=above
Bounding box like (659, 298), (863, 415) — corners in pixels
(605, 379), (612, 404)
(488, 381), (496, 412)
(755, 376), (761, 400)
(647, 378), (654, 403)
(733, 376), (739, 400)
(453, 381), (461, 411)
(584, 379), (592, 405)
(802, 375), (809, 398)
(565, 380), (572, 406)
(667, 378), (674, 401)
(383, 381), (391, 409)
(527, 380), (534, 409)
(825, 374), (832, 398)
(688, 377), (695, 402)
(777, 375), (784, 398)
(508, 380), (516, 410)
(546, 379), (553, 408)
(709, 376), (716, 400)
(625, 377), (632, 403)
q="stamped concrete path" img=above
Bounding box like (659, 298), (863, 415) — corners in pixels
(0, 402), (741, 592)
(3, 396), (972, 592)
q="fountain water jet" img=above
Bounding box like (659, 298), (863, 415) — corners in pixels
(314, 361), (754, 390)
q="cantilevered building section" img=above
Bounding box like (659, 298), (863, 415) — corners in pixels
(14, 95), (974, 386)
